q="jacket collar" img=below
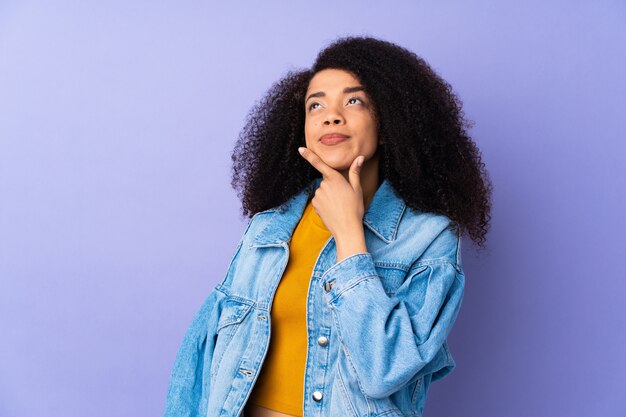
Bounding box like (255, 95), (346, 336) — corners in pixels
(250, 177), (406, 248)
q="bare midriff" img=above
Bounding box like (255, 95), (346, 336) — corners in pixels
(243, 403), (299, 417)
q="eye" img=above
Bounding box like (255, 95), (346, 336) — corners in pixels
(347, 96), (364, 105)
(308, 102), (321, 111)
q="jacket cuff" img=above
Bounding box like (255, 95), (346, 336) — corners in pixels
(321, 252), (378, 302)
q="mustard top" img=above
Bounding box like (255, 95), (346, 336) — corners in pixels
(246, 198), (331, 415)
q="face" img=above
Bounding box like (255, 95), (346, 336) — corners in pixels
(304, 68), (381, 173)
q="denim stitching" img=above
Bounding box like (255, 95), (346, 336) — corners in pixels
(336, 353), (359, 417)
(321, 252), (372, 280)
(412, 258), (457, 267)
(327, 275), (378, 304)
(340, 342), (371, 415)
(374, 261), (410, 271)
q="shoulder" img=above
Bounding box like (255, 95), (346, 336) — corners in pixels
(397, 207), (462, 270)
(235, 210), (278, 247)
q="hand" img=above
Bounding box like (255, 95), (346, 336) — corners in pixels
(297, 146), (365, 239)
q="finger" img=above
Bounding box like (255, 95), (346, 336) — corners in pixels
(298, 147), (334, 178)
(349, 155), (364, 191)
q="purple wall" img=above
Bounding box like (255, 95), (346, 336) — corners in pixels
(1, 1), (624, 416)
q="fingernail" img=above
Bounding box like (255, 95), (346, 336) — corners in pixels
(357, 156), (364, 167)
(298, 147), (305, 154)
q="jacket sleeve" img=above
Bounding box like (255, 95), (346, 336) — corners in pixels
(164, 217), (254, 416)
(321, 252), (465, 399)
(164, 286), (226, 417)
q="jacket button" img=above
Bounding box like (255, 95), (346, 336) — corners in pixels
(317, 336), (329, 347)
(312, 391), (323, 402)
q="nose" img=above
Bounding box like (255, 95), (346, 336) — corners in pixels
(323, 107), (345, 125)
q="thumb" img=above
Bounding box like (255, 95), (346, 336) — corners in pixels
(349, 155), (364, 191)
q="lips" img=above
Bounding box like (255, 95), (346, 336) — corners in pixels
(320, 133), (349, 145)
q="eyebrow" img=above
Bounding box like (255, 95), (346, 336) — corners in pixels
(305, 86), (366, 103)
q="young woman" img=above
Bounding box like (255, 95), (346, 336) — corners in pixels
(165, 36), (492, 417)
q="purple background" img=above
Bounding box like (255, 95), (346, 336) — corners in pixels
(1, 1), (625, 416)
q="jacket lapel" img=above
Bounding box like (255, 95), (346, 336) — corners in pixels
(251, 177), (406, 247)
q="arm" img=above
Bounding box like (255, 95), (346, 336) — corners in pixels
(322, 252), (465, 399)
(164, 222), (252, 416)
(164, 286), (227, 416)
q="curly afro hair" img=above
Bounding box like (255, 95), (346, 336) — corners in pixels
(231, 36), (493, 249)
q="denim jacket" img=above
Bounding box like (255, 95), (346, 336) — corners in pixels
(165, 176), (465, 417)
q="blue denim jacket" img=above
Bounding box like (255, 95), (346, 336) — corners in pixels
(165, 177), (465, 417)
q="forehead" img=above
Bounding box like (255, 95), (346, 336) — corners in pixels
(306, 68), (362, 91)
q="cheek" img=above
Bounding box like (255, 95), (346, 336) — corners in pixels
(358, 129), (379, 155)
(304, 119), (318, 146)
(360, 143), (379, 159)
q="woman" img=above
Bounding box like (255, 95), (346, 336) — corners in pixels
(165, 36), (492, 417)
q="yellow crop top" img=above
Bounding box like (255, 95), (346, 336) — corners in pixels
(246, 198), (331, 416)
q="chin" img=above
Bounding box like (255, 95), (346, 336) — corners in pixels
(316, 148), (353, 165)
(319, 156), (353, 171)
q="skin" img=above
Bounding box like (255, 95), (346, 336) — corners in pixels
(299, 68), (383, 263)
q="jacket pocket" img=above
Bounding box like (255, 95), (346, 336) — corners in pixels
(217, 298), (253, 331)
(209, 298), (253, 382)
